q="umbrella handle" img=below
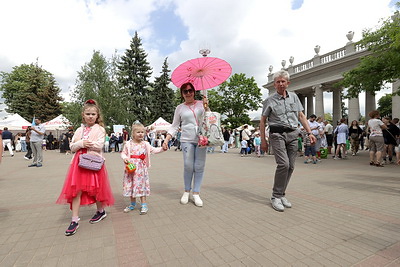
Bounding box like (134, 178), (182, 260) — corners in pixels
(202, 93), (210, 111)
(203, 96), (210, 111)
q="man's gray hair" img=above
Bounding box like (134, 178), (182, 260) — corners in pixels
(273, 70), (290, 81)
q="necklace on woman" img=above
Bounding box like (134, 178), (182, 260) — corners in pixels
(185, 100), (196, 106)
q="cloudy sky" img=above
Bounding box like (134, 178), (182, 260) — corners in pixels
(0, 0), (397, 118)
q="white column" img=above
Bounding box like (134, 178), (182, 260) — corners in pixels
(365, 92), (376, 119)
(313, 84), (324, 117)
(306, 93), (314, 117)
(392, 80), (400, 119)
(332, 88), (342, 125)
(297, 94), (306, 111)
(348, 96), (360, 123)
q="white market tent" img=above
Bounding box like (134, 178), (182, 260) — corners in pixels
(43, 115), (71, 131)
(0, 114), (31, 130)
(235, 124), (255, 131)
(147, 117), (171, 131)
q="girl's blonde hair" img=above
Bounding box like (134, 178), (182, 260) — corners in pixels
(82, 99), (105, 127)
(131, 122), (145, 136)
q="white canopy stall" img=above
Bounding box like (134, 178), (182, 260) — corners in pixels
(235, 124), (255, 131)
(147, 117), (171, 132)
(44, 115), (71, 131)
(0, 114), (31, 131)
(44, 115), (72, 138)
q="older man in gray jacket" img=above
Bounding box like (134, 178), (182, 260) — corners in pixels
(29, 118), (46, 167)
(260, 70), (316, 212)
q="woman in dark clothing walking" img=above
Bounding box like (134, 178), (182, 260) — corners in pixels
(382, 117), (400, 164)
(348, 120), (363, 156)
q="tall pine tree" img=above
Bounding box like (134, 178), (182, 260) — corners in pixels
(150, 58), (175, 123)
(117, 31), (153, 126)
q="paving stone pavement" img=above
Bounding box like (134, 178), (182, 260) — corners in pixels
(0, 147), (399, 267)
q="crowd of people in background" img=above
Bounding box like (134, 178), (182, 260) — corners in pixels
(0, 127), (70, 156)
(1, 107), (399, 169)
(296, 113), (400, 166)
(115, 112), (400, 169)
(132, 114), (400, 169)
(2, 113), (400, 167)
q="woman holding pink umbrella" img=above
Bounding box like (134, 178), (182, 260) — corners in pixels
(163, 82), (208, 207)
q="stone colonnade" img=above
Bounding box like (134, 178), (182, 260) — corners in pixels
(298, 82), (400, 123)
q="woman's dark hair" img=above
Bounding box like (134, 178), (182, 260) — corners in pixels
(180, 82), (195, 96)
(351, 120), (359, 126)
(179, 82), (202, 101)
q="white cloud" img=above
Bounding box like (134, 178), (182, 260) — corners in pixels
(0, 0), (396, 117)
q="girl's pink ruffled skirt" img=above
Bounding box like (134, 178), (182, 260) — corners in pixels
(56, 149), (114, 209)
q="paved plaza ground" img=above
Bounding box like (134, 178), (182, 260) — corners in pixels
(0, 147), (399, 266)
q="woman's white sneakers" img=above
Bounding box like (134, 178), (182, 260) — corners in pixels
(180, 192), (203, 207)
(193, 194), (203, 207)
(180, 192), (190, 204)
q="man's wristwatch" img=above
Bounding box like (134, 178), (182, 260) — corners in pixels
(306, 132), (312, 136)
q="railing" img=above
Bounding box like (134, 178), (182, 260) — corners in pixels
(320, 47), (346, 64)
(293, 60), (313, 73)
(267, 41), (369, 83)
(288, 43), (368, 76)
(355, 43), (364, 52)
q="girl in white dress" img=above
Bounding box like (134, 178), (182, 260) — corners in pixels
(121, 123), (165, 215)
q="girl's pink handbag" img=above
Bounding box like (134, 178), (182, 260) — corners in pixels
(78, 153), (104, 171)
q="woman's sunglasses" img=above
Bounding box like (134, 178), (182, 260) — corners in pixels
(182, 89), (194, 94)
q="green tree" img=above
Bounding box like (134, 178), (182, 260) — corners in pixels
(207, 73), (262, 128)
(324, 113), (332, 122)
(377, 94), (392, 117)
(173, 88), (182, 107)
(69, 50), (125, 130)
(0, 61), (63, 121)
(340, 9), (400, 97)
(117, 31), (153, 126)
(150, 58), (175, 123)
(62, 101), (83, 129)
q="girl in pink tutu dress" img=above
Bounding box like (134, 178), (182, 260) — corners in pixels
(121, 123), (165, 215)
(57, 99), (114, 236)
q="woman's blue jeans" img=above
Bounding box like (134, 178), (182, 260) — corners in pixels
(20, 140), (27, 152)
(181, 142), (207, 193)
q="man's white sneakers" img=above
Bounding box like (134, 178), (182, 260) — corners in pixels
(281, 197), (292, 208)
(271, 198), (284, 212)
